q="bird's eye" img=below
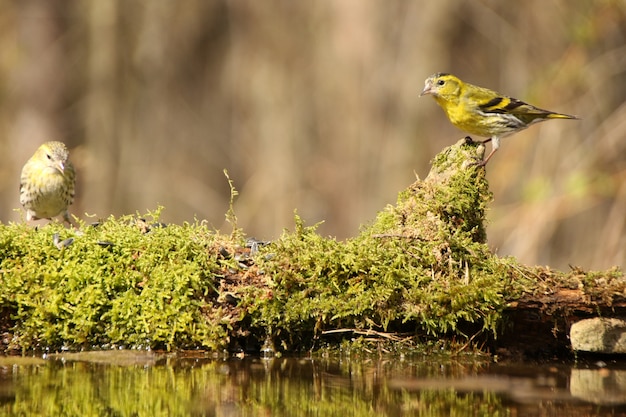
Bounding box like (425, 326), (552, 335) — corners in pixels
(46, 154), (52, 160)
(437, 79), (445, 86)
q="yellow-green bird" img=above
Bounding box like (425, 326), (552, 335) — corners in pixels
(20, 141), (76, 225)
(420, 73), (578, 165)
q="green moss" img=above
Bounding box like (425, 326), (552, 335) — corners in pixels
(0, 209), (235, 351)
(0, 139), (623, 353)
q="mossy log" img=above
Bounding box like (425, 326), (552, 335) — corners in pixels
(0, 138), (624, 358)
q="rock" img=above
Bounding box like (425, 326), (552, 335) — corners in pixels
(570, 318), (626, 353)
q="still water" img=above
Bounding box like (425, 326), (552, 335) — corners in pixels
(0, 351), (624, 416)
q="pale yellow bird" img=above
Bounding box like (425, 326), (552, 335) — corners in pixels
(20, 141), (76, 225)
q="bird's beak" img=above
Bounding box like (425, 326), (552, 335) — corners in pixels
(57, 161), (65, 173)
(420, 83), (433, 97)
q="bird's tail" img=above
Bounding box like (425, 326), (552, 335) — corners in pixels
(547, 112), (579, 120)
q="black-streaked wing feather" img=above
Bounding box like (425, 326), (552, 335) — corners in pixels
(479, 97), (536, 114)
(479, 96), (562, 125)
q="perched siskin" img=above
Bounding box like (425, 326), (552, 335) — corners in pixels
(20, 141), (76, 225)
(420, 73), (578, 165)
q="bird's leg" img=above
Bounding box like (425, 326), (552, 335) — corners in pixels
(475, 136), (500, 166)
(475, 150), (496, 167)
(63, 211), (75, 228)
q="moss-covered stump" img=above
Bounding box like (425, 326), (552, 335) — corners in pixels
(251, 138), (515, 351)
(0, 138), (625, 357)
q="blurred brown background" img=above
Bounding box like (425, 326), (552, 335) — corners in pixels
(1, 0), (625, 270)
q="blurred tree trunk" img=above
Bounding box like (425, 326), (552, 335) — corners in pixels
(83, 1), (120, 216)
(9, 0), (70, 196)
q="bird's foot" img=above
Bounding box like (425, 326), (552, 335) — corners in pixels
(469, 157), (487, 168)
(462, 136), (476, 145)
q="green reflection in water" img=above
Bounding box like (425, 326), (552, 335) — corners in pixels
(0, 354), (511, 416)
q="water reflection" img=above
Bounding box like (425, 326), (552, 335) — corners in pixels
(571, 368), (626, 405)
(0, 352), (623, 416)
